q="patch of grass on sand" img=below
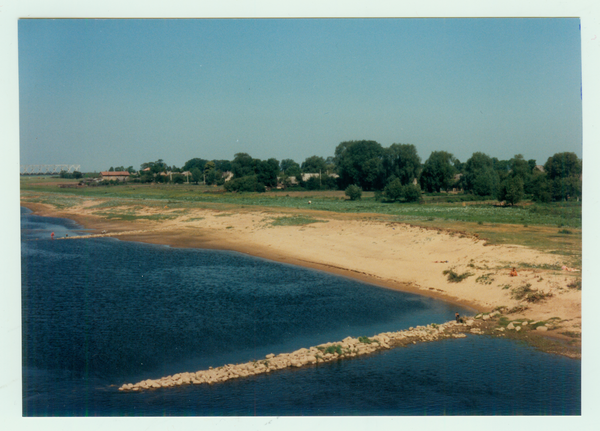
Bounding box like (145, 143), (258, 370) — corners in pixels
(269, 215), (327, 227)
(443, 269), (473, 283)
(475, 273), (495, 285)
(183, 217), (205, 222)
(93, 211), (177, 222)
(511, 283), (553, 303)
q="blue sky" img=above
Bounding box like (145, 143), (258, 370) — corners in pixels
(18, 18), (582, 171)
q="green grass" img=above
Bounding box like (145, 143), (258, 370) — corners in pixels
(511, 283), (554, 303)
(475, 273), (495, 285)
(358, 336), (374, 344)
(443, 269), (474, 283)
(21, 180), (582, 228)
(269, 215), (327, 227)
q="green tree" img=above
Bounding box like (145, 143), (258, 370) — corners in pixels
(419, 151), (456, 192)
(301, 155), (327, 173)
(255, 158), (280, 187)
(231, 153), (256, 178)
(384, 178), (404, 201)
(190, 167), (203, 185)
(530, 171), (551, 203)
(108, 167), (114, 172)
(402, 183), (422, 202)
(334, 140), (385, 190)
(345, 184), (362, 200)
(544, 152), (582, 180)
(73, 171), (83, 179)
(464, 152), (499, 196)
(382, 143), (421, 185)
(498, 176), (524, 206)
(204, 161), (216, 176)
(182, 158), (207, 172)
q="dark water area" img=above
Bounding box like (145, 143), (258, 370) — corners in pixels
(20, 207), (581, 416)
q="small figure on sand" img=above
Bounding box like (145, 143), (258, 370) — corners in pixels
(455, 312), (460, 323)
(510, 267), (518, 277)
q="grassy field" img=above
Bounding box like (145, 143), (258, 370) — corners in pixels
(20, 178), (582, 265)
(21, 179), (581, 227)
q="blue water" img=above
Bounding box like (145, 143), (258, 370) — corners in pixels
(20, 207), (581, 416)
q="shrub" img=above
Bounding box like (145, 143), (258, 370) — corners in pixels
(443, 269), (473, 283)
(511, 283), (553, 302)
(345, 184), (362, 200)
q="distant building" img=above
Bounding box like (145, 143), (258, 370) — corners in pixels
(100, 171), (130, 181)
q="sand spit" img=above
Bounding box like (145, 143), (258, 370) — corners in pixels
(118, 311), (568, 392)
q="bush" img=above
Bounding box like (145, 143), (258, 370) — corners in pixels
(345, 184), (362, 200)
(403, 183), (422, 202)
(443, 269), (473, 283)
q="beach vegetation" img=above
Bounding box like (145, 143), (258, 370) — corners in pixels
(511, 283), (553, 303)
(269, 215), (326, 226)
(358, 336), (374, 344)
(443, 269), (473, 283)
(476, 273), (495, 285)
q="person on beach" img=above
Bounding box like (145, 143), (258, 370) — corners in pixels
(510, 267), (518, 277)
(455, 312), (460, 323)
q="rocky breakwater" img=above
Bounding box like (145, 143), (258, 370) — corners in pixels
(118, 318), (486, 392)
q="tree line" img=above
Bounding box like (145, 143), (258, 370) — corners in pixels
(106, 140), (581, 203)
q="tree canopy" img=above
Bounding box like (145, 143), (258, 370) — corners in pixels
(419, 151), (456, 192)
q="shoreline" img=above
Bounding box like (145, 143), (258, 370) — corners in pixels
(20, 200), (581, 357)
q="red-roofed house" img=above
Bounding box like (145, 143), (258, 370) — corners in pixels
(100, 171), (130, 181)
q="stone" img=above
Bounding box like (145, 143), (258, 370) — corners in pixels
(266, 354), (275, 359)
(482, 314), (490, 321)
(507, 322), (515, 330)
(516, 326), (521, 332)
(522, 321), (529, 326)
(536, 326), (548, 331)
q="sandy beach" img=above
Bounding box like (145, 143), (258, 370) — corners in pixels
(21, 198), (582, 356)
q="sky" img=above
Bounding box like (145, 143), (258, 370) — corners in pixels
(17, 17), (583, 172)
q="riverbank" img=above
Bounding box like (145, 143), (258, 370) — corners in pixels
(20, 198), (582, 358)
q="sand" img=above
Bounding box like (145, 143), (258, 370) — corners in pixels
(22, 199), (582, 348)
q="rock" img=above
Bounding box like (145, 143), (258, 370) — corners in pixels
(266, 354), (275, 359)
(507, 322), (515, 330)
(522, 321), (529, 326)
(482, 314), (490, 321)
(475, 313), (482, 319)
(466, 319), (475, 326)
(495, 327), (505, 332)
(515, 326), (521, 332)
(536, 326), (548, 331)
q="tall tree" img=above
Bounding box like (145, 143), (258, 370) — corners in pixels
(301, 155), (327, 173)
(464, 152), (500, 197)
(231, 153), (256, 178)
(419, 151), (456, 193)
(182, 158), (207, 172)
(382, 143), (421, 185)
(334, 140), (385, 190)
